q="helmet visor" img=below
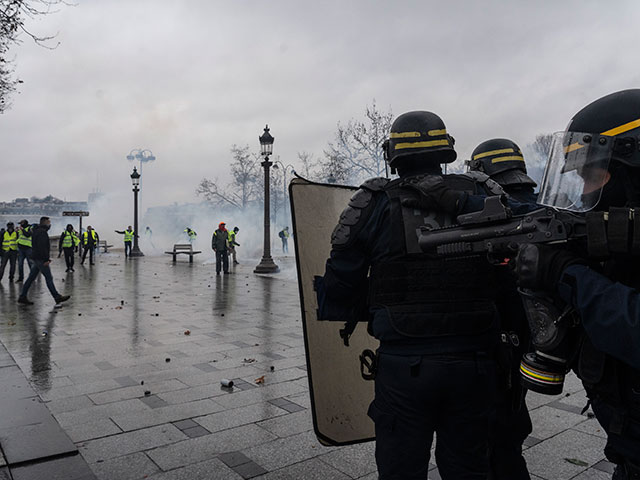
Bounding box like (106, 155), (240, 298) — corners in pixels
(538, 131), (613, 212)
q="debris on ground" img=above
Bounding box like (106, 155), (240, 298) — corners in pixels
(121, 300), (124, 305)
(270, 366), (275, 372)
(184, 330), (191, 335)
(7, 322), (15, 326)
(564, 458), (589, 467)
(220, 379), (234, 388)
(140, 381), (144, 385)
(242, 358), (256, 364)
(255, 375), (265, 385)
(115, 306), (123, 310)
(587, 412), (595, 419)
(42, 331), (48, 336)
(144, 390), (151, 396)
(165, 358), (171, 363)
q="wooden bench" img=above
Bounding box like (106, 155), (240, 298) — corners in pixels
(98, 240), (114, 253)
(165, 244), (202, 263)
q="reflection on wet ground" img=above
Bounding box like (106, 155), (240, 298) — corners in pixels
(0, 253), (613, 479)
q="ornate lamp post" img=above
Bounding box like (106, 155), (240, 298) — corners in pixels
(129, 167), (144, 257)
(254, 125), (279, 274)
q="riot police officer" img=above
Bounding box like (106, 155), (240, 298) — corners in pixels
(468, 138), (536, 480)
(468, 138), (538, 203)
(317, 111), (504, 479)
(516, 89), (640, 478)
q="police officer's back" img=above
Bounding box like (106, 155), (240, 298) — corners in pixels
(319, 111), (502, 479)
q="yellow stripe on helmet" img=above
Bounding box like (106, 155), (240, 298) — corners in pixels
(473, 148), (514, 161)
(390, 132), (421, 138)
(428, 129), (447, 137)
(394, 140), (450, 150)
(601, 118), (640, 136)
(491, 155), (525, 163)
(564, 142), (585, 154)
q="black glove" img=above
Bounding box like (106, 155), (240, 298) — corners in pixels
(516, 244), (586, 291)
(400, 177), (466, 215)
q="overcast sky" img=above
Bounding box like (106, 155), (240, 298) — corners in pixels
(2, 0), (640, 205)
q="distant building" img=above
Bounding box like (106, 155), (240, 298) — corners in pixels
(0, 196), (89, 232)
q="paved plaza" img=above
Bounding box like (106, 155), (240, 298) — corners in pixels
(0, 251), (617, 479)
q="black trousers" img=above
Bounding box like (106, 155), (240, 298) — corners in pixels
(488, 386), (532, 479)
(215, 249), (229, 273)
(0, 250), (17, 280)
(591, 395), (640, 479)
(63, 247), (75, 270)
(81, 245), (94, 264)
(369, 352), (496, 480)
(124, 241), (132, 256)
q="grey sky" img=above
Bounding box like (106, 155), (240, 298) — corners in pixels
(2, 0), (640, 205)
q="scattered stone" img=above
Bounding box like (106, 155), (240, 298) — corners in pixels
(587, 412), (595, 419)
(7, 322), (15, 326)
(42, 331), (48, 336)
(78, 313), (82, 316)
(144, 390), (151, 396)
(184, 330), (191, 336)
(165, 358), (171, 363)
(121, 300), (124, 305)
(270, 366), (275, 372)
(243, 358), (256, 364)
(564, 458), (589, 467)
(140, 381), (144, 385)
(255, 375), (265, 385)
(565, 393), (571, 397)
(221, 313), (224, 317)
(115, 306), (123, 310)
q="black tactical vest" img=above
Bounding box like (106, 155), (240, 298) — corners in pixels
(367, 174), (503, 340)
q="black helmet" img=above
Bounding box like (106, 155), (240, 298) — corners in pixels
(468, 138), (536, 187)
(539, 89), (640, 212)
(383, 111), (456, 169)
(564, 89), (640, 170)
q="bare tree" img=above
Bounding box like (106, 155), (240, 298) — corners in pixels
(531, 133), (554, 160)
(196, 145), (261, 209)
(1, 0), (67, 113)
(322, 100), (393, 184)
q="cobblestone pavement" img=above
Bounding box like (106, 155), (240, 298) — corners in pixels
(0, 251), (615, 479)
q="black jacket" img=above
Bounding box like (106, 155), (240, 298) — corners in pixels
(31, 225), (51, 262)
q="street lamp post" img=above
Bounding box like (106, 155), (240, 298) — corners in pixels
(273, 161), (296, 227)
(254, 125), (279, 274)
(129, 167), (144, 257)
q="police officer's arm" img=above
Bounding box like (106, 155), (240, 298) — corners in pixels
(558, 264), (640, 370)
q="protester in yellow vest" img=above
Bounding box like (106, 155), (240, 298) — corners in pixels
(228, 226), (240, 265)
(58, 224), (79, 272)
(0, 222), (18, 282)
(81, 226), (99, 266)
(15, 219), (34, 283)
(115, 226), (135, 257)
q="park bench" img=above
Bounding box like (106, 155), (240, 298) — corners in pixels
(165, 244), (202, 263)
(98, 240), (114, 253)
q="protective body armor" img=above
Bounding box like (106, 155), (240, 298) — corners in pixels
(332, 174), (503, 350)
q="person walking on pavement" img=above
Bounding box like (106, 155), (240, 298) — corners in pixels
(228, 226), (240, 265)
(18, 217), (70, 305)
(58, 224), (79, 272)
(15, 219), (34, 283)
(212, 222), (229, 275)
(81, 225), (99, 265)
(279, 226), (290, 254)
(0, 222), (18, 282)
(115, 226), (135, 257)
(145, 226), (155, 249)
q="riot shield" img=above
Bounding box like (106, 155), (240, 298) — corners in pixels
(289, 177), (378, 446)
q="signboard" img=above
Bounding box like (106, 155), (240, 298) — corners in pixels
(63, 211), (90, 217)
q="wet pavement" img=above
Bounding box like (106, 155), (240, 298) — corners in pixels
(0, 251), (615, 479)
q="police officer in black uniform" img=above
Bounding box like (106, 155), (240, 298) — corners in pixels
(469, 138), (537, 480)
(515, 89), (640, 479)
(317, 111), (505, 479)
(468, 138), (538, 204)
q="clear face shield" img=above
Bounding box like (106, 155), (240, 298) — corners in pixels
(538, 131), (613, 212)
